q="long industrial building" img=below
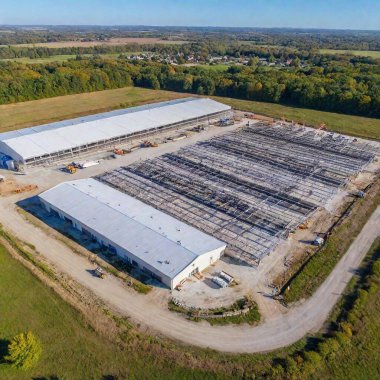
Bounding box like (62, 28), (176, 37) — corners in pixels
(0, 97), (231, 167)
(39, 178), (226, 289)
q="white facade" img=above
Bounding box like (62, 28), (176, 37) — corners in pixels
(39, 179), (226, 289)
(0, 97), (231, 166)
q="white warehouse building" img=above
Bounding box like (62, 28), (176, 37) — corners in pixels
(39, 178), (226, 289)
(0, 97), (231, 168)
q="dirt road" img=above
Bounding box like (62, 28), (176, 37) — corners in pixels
(1, 191), (379, 353)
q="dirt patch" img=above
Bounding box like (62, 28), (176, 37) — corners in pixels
(0, 178), (38, 196)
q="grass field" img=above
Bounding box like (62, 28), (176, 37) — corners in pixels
(1, 225), (380, 379)
(319, 48), (380, 58)
(9, 37), (187, 48)
(0, 53), (140, 64)
(195, 64), (230, 71)
(282, 180), (380, 303)
(0, 242), (231, 380)
(216, 97), (380, 140)
(0, 87), (188, 132)
(314, 238), (380, 379)
(1, 86), (379, 141)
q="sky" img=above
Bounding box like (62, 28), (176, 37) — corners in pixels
(0, 0), (379, 30)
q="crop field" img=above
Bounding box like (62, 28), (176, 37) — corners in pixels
(319, 49), (380, 58)
(0, 53), (137, 64)
(10, 37), (187, 48)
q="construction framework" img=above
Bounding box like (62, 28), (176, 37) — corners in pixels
(97, 123), (378, 264)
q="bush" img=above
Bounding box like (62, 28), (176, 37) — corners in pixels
(5, 331), (42, 369)
(339, 322), (353, 338)
(317, 338), (340, 359)
(372, 260), (380, 277)
(303, 350), (322, 365)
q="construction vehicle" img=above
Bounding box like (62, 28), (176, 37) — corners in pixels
(168, 134), (187, 142)
(219, 117), (234, 126)
(94, 266), (106, 279)
(65, 164), (77, 174)
(298, 221), (309, 230)
(142, 140), (158, 148)
(113, 148), (126, 155)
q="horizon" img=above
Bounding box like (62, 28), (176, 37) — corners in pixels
(1, 0), (380, 31)
(1, 24), (380, 32)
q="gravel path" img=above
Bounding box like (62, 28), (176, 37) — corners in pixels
(1, 194), (379, 353)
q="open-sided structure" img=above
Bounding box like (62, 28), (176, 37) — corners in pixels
(0, 97), (231, 167)
(98, 123), (378, 265)
(39, 178), (226, 289)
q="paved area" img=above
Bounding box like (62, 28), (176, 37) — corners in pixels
(0, 188), (379, 353)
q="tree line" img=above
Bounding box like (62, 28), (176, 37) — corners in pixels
(1, 41), (379, 66)
(0, 58), (379, 118)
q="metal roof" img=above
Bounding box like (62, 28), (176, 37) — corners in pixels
(0, 97), (230, 160)
(39, 178), (226, 279)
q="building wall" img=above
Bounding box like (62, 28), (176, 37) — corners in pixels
(41, 199), (224, 289)
(171, 246), (226, 289)
(0, 142), (21, 164)
(19, 110), (232, 167)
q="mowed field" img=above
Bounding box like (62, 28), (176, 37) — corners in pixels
(182, 63), (230, 72)
(216, 97), (380, 140)
(0, 52), (142, 64)
(0, 86), (379, 140)
(8, 37), (187, 48)
(319, 49), (380, 58)
(0, 243), (223, 380)
(0, 87), (188, 132)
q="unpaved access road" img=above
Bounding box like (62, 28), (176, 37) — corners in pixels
(1, 195), (379, 353)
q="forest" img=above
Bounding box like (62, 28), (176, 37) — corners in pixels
(1, 25), (380, 51)
(0, 56), (379, 118)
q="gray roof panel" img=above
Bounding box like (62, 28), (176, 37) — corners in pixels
(0, 98), (231, 160)
(39, 178), (226, 279)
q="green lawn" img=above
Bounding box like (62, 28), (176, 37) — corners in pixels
(319, 49), (380, 58)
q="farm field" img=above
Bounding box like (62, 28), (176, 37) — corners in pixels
(183, 64), (230, 71)
(319, 48), (380, 58)
(0, 87), (380, 140)
(0, 53), (140, 64)
(0, 87), (187, 132)
(216, 97), (380, 140)
(8, 37), (187, 48)
(197, 64), (230, 71)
